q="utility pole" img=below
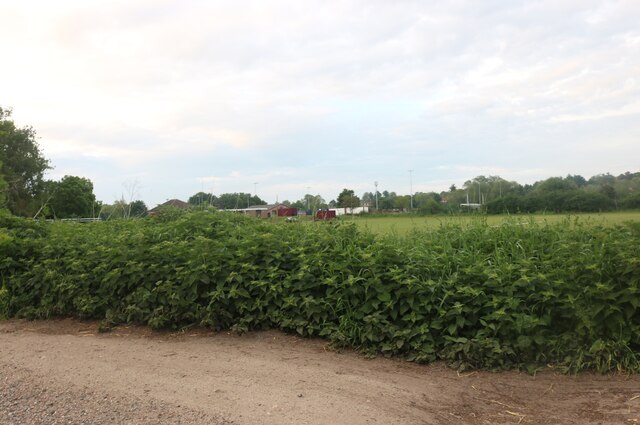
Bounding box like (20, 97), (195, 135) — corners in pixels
(408, 170), (414, 210)
(253, 182), (258, 198)
(374, 181), (379, 210)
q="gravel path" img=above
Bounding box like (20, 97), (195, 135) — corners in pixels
(1, 319), (639, 424)
(1, 364), (230, 424)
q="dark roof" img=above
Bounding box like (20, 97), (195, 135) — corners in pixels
(148, 199), (190, 213)
(247, 204), (284, 210)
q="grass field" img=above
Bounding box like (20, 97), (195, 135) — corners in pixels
(336, 211), (640, 235)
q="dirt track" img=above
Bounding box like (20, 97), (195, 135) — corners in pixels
(1, 319), (638, 424)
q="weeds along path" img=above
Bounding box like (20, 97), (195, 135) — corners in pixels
(1, 319), (638, 425)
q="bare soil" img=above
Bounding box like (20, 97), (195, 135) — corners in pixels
(1, 319), (638, 424)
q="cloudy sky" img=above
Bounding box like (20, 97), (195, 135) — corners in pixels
(1, 0), (639, 207)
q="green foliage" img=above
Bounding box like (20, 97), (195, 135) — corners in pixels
(48, 175), (97, 218)
(128, 200), (148, 218)
(0, 286), (8, 319)
(439, 172), (640, 214)
(2, 212), (640, 373)
(337, 189), (360, 209)
(151, 205), (188, 222)
(207, 192), (265, 209)
(0, 160), (7, 210)
(290, 194), (326, 212)
(624, 192), (640, 209)
(564, 192), (614, 212)
(188, 192), (217, 207)
(99, 199), (148, 220)
(0, 107), (51, 216)
(418, 198), (443, 215)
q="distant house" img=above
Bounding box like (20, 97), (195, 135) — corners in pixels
(227, 204), (295, 218)
(148, 199), (190, 216)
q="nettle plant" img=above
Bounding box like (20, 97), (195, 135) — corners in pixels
(1, 211), (639, 373)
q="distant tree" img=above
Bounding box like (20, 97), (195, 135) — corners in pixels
(463, 176), (490, 203)
(215, 193), (265, 209)
(128, 200), (148, 217)
(535, 176), (578, 193)
(188, 191), (217, 206)
(617, 171), (640, 181)
(462, 175), (521, 204)
(379, 191), (396, 209)
(522, 184), (535, 195)
(588, 173), (616, 186)
(0, 107), (50, 216)
(564, 192), (613, 212)
(361, 192), (375, 207)
(290, 199), (305, 210)
(442, 187), (468, 212)
(393, 195), (410, 210)
(599, 184), (616, 200)
(485, 196), (524, 214)
(336, 189), (360, 210)
(413, 192), (441, 209)
(48, 175), (97, 218)
(294, 194), (325, 212)
(614, 174), (640, 204)
(623, 192), (640, 209)
(566, 174), (587, 188)
(99, 200), (127, 220)
(418, 198), (443, 214)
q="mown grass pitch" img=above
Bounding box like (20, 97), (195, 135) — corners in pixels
(338, 211), (640, 235)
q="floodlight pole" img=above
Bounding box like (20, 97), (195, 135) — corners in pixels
(408, 170), (414, 210)
(374, 181), (379, 210)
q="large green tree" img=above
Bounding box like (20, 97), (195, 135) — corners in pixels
(336, 189), (360, 210)
(291, 194), (326, 212)
(378, 190), (396, 209)
(0, 107), (50, 216)
(128, 200), (148, 218)
(48, 175), (97, 218)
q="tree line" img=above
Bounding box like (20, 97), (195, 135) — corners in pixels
(3, 105), (639, 218)
(359, 173), (640, 214)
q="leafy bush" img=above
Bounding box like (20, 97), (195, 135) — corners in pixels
(2, 212), (639, 372)
(623, 192), (640, 209)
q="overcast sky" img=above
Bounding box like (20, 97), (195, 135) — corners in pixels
(1, 0), (639, 206)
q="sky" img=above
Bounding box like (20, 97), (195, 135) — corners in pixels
(1, 0), (639, 207)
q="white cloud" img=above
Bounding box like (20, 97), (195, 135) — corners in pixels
(1, 0), (639, 206)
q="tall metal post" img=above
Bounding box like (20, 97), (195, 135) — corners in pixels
(408, 170), (414, 210)
(374, 181), (379, 210)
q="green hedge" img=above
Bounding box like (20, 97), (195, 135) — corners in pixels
(2, 211), (639, 372)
